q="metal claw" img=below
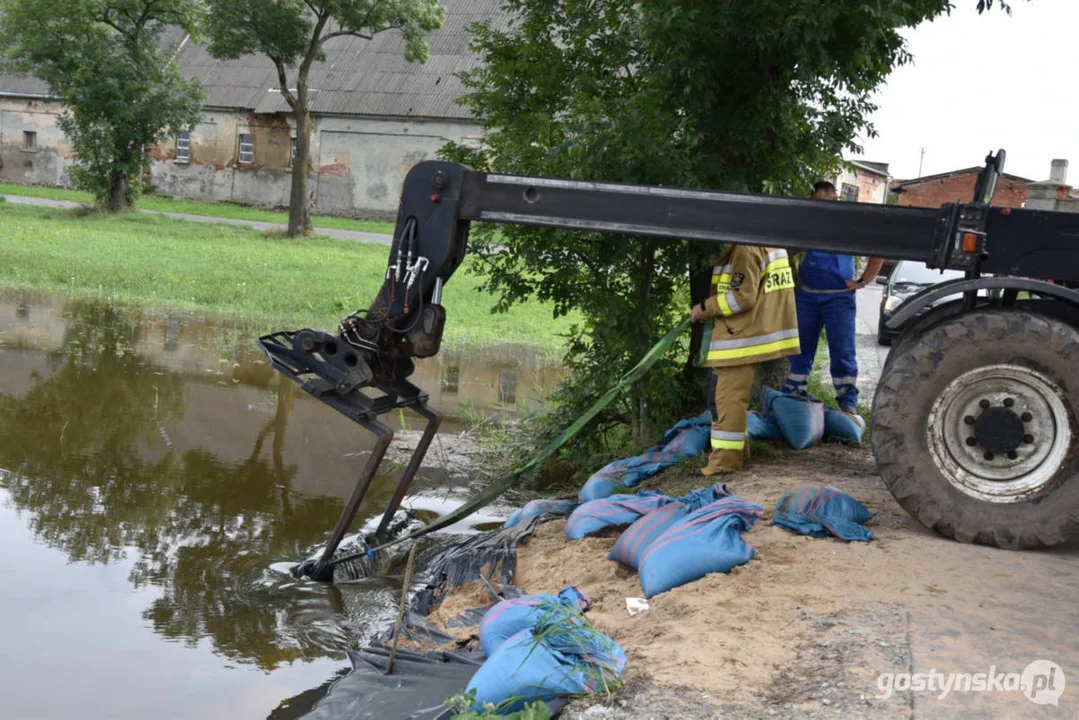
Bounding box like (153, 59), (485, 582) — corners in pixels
(376, 404), (442, 538)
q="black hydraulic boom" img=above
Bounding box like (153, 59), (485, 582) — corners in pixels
(260, 150), (1079, 580)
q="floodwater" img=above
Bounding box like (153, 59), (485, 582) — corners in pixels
(0, 291), (561, 720)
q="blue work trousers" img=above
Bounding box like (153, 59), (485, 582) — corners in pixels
(783, 289), (859, 410)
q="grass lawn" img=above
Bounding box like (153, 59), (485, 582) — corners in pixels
(0, 202), (574, 350)
(0, 182), (395, 235)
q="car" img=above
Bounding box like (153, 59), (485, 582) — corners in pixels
(876, 260), (967, 346)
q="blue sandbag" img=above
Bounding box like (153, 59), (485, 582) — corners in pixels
(466, 628), (590, 713)
(773, 485), (874, 542)
(503, 498), (579, 529)
(763, 386), (825, 450)
(608, 502), (689, 571)
(564, 490), (672, 540)
(478, 587), (591, 656)
(823, 407), (865, 444)
(637, 496), (765, 597)
(747, 410), (783, 440)
(466, 621), (626, 713)
(677, 483), (731, 511)
(606, 483), (731, 570)
(578, 411), (711, 502)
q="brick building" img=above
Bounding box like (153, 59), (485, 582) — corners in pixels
(1025, 159), (1079, 213)
(834, 160), (890, 204)
(890, 166), (1032, 208)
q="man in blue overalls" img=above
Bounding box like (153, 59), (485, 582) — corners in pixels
(783, 181), (884, 415)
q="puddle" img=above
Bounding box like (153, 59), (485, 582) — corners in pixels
(0, 290), (560, 720)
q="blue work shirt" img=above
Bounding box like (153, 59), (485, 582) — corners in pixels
(797, 252), (856, 291)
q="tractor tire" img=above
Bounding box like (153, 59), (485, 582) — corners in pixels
(872, 308), (1079, 549)
(882, 300), (968, 373)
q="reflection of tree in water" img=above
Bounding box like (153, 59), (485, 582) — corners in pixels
(0, 300), (187, 563)
(0, 299), (352, 671)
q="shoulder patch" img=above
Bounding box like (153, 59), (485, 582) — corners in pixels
(730, 273), (745, 288)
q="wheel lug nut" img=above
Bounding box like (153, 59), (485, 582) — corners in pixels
(964, 415), (975, 425)
(1004, 398), (1015, 408)
(979, 399), (991, 409)
(984, 452), (995, 461)
(1007, 451), (1018, 460)
(1023, 434), (1034, 444)
(966, 437), (977, 446)
(1021, 412), (1033, 422)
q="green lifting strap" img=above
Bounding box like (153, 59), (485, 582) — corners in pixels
(332, 316), (692, 566)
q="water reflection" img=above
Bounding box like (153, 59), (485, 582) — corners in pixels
(0, 300), (352, 670)
(0, 292), (550, 718)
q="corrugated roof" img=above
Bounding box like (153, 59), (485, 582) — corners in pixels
(1, 0), (503, 120)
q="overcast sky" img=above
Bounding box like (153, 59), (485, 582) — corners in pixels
(856, 0), (1077, 182)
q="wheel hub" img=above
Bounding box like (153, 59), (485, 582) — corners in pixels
(972, 406), (1025, 454)
(927, 364), (1072, 503)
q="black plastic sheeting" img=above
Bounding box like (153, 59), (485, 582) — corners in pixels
(301, 647), (484, 720)
(300, 520), (562, 720)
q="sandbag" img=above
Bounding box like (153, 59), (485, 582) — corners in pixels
(746, 410), (783, 440)
(637, 496), (765, 597)
(466, 622), (625, 713)
(773, 485), (874, 542)
(763, 386), (825, 450)
(608, 502), (689, 571)
(823, 407), (865, 444)
(503, 498), (578, 529)
(563, 490), (672, 540)
(578, 411), (711, 502)
(606, 483), (731, 570)
(478, 586), (591, 656)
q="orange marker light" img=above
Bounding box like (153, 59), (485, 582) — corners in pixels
(962, 233), (979, 253)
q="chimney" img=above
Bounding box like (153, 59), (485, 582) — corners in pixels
(1050, 159), (1068, 184)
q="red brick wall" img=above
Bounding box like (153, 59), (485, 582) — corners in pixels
(893, 170), (1029, 209)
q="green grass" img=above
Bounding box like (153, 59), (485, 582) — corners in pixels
(0, 202), (575, 349)
(0, 182), (395, 235)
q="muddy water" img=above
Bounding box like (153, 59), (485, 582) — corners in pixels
(0, 291), (560, 720)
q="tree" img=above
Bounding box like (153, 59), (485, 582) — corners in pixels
(0, 0), (204, 211)
(205, 0), (445, 237)
(443, 0), (1018, 460)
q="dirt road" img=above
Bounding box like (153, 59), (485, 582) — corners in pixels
(488, 445), (1078, 719)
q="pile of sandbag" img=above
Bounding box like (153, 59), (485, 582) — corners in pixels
(749, 387), (866, 449)
(465, 587), (626, 713)
(563, 484), (765, 598)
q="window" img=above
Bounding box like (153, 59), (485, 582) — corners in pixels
(23, 131), (36, 150)
(238, 133), (254, 164)
(499, 370), (518, 406)
(175, 131), (190, 163)
(840, 183), (859, 202)
(441, 366), (459, 395)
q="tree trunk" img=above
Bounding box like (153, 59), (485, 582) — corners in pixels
(288, 99), (313, 237)
(751, 357), (790, 411)
(108, 175), (128, 212)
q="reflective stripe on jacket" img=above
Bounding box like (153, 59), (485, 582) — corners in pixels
(697, 246), (800, 368)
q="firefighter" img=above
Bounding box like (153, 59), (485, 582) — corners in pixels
(690, 244), (800, 475)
